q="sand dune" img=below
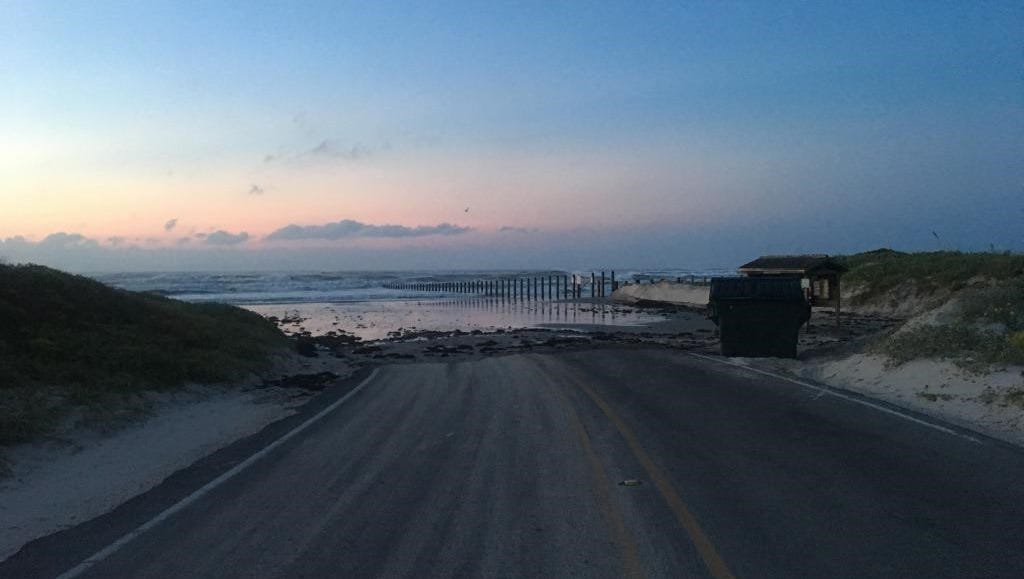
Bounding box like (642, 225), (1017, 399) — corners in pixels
(611, 281), (710, 307)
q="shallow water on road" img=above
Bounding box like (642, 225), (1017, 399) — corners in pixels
(245, 298), (666, 341)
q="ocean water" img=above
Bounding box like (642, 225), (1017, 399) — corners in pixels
(90, 269), (727, 340)
(91, 269), (732, 305)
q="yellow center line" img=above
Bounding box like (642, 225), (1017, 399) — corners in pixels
(566, 373), (738, 579)
(553, 382), (646, 579)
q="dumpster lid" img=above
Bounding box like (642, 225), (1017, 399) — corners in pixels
(709, 277), (806, 301)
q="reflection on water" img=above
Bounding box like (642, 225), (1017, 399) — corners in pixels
(245, 298), (664, 341)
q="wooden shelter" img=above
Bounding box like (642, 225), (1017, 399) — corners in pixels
(737, 254), (848, 325)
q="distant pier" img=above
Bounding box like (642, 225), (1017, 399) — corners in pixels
(384, 272), (619, 300)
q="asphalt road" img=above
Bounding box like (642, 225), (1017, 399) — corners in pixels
(8, 347), (1024, 578)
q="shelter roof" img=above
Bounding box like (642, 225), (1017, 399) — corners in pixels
(737, 254), (848, 275)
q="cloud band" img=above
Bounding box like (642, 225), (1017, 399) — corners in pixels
(266, 219), (470, 241)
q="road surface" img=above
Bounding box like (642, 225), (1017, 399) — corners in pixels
(6, 347), (1024, 578)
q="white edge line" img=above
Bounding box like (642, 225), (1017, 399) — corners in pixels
(687, 353), (982, 444)
(56, 368), (381, 579)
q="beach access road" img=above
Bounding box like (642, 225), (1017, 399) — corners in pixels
(8, 347), (1024, 578)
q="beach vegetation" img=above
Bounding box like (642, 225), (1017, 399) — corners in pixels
(861, 261), (1024, 370)
(1010, 332), (1024, 354)
(974, 386), (1024, 409)
(0, 263), (289, 454)
(1004, 388), (1024, 409)
(838, 250), (1024, 306)
(999, 385), (1024, 407)
(977, 387), (1000, 405)
(873, 324), (1014, 370)
(916, 391), (955, 402)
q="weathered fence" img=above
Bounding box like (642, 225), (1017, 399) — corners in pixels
(383, 271), (619, 300)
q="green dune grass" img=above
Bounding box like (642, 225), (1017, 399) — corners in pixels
(838, 250), (1024, 369)
(838, 249), (1024, 304)
(0, 264), (289, 450)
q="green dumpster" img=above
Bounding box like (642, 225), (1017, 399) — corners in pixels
(709, 277), (810, 358)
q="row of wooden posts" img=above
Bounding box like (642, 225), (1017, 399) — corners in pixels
(384, 272), (617, 300)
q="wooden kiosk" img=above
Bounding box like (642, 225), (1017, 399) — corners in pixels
(737, 254), (848, 326)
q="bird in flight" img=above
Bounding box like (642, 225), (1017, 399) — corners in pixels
(464, 207), (469, 213)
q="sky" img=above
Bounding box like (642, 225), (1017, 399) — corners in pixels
(1, 1), (1021, 272)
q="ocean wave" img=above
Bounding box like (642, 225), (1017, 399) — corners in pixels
(89, 268), (731, 305)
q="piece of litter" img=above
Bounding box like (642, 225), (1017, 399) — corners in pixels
(619, 479), (643, 487)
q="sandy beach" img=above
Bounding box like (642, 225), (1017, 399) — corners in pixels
(0, 386), (296, 561)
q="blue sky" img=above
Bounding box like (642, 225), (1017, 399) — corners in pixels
(1, 1), (1021, 271)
